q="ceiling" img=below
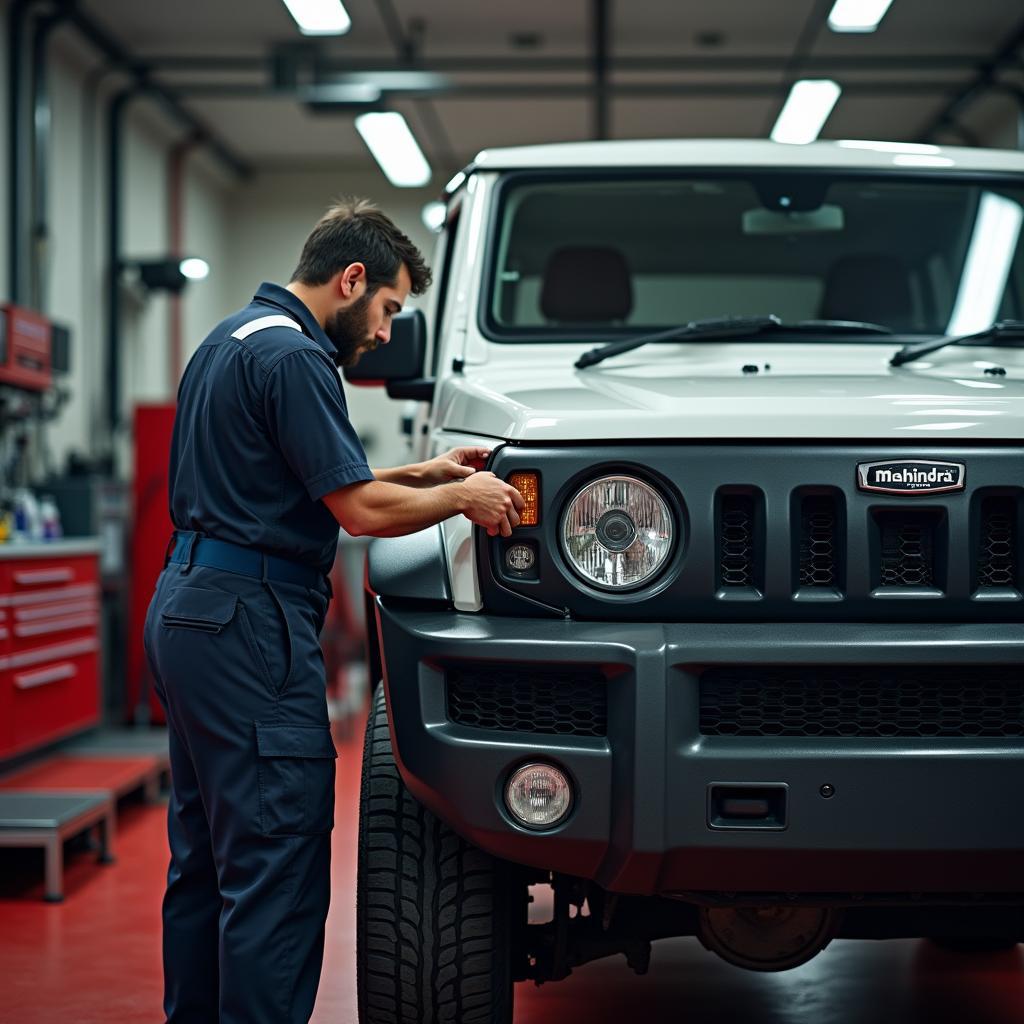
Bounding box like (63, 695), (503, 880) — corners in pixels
(57, 0), (1024, 181)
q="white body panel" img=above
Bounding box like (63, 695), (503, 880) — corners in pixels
(438, 342), (1024, 442)
(413, 140), (1024, 609)
(472, 138), (1024, 175)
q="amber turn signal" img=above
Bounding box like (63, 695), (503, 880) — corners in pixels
(508, 471), (539, 527)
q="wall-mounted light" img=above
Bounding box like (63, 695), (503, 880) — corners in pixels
(121, 257), (210, 293)
(421, 201), (446, 232)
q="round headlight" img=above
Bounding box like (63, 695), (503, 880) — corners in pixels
(505, 763), (573, 829)
(561, 475), (674, 590)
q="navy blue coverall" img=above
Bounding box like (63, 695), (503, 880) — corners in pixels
(143, 282), (375, 1023)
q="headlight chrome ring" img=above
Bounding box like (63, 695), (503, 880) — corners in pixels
(560, 474), (675, 590)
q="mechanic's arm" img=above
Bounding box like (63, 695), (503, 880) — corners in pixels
(324, 470), (524, 538)
(372, 446), (492, 488)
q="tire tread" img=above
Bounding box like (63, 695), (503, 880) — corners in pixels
(357, 685), (513, 1023)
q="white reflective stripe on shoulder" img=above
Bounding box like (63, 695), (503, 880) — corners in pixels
(230, 315), (302, 340)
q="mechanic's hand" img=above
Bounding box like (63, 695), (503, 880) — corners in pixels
(420, 446), (492, 486)
(459, 471), (526, 537)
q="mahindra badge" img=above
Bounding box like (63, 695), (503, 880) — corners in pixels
(857, 460), (966, 495)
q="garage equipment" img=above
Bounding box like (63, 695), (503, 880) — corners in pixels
(0, 790), (115, 901)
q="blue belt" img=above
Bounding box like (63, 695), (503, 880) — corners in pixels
(166, 532), (323, 589)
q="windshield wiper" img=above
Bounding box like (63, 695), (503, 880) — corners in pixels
(574, 315), (892, 370)
(890, 320), (1024, 367)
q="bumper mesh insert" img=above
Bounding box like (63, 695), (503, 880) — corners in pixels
(446, 664), (608, 737)
(700, 666), (1024, 738)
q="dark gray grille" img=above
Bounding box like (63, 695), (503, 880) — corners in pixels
(446, 665), (607, 737)
(977, 497), (1017, 589)
(799, 495), (838, 588)
(878, 512), (936, 587)
(719, 495), (755, 587)
(700, 666), (1024, 738)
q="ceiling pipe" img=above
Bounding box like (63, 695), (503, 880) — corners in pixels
(61, 4), (250, 179)
(106, 86), (134, 444)
(168, 134), (201, 391)
(7, 0), (48, 305)
(918, 18), (1024, 143)
(592, 0), (610, 141)
(143, 52), (1024, 75)
(761, 0), (833, 138)
(372, 0), (457, 176)
(173, 79), (976, 101)
(30, 8), (69, 313)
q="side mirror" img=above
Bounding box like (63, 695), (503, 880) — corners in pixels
(343, 308), (435, 401)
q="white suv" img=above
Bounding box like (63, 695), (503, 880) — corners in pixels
(346, 139), (1024, 1023)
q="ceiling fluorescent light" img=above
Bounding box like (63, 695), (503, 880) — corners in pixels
(282, 0), (351, 36)
(946, 192), (1024, 336)
(770, 80), (841, 145)
(828, 0), (894, 32)
(355, 112), (432, 188)
(305, 83), (382, 104)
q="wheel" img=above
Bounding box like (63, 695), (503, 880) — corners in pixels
(929, 936), (1020, 953)
(357, 684), (515, 1023)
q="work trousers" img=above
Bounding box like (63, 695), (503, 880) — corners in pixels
(144, 561), (336, 1024)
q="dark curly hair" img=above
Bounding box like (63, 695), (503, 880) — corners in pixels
(290, 196), (432, 295)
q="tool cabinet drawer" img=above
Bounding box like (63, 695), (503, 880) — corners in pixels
(0, 639), (100, 758)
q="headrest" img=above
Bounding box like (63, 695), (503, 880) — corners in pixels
(820, 254), (914, 332)
(540, 246), (633, 323)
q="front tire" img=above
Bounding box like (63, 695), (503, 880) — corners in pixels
(357, 684), (515, 1023)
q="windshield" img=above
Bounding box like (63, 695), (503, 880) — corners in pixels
(486, 174), (1024, 341)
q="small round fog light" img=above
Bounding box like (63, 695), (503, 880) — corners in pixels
(506, 543), (535, 573)
(505, 763), (572, 829)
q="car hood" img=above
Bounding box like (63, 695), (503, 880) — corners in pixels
(438, 341), (1024, 441)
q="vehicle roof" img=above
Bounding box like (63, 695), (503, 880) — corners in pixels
(471, 138), (1024, 175)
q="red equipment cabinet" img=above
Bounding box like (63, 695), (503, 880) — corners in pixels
(0, 304), (53, 392)
(126, 404), (177, 724)
(0, 546), (102, 760)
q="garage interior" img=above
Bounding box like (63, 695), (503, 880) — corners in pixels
(2, 0), (1024, 1021)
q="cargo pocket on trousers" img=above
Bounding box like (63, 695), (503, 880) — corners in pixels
(160, 586), (238, 633)
(255, 722), (337, 836)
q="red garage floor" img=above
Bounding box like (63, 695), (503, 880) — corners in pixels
(1, 726), (1022, 1023)
(0, 756), (160, 795)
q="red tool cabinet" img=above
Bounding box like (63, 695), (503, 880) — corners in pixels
(0, 545), (101, 760)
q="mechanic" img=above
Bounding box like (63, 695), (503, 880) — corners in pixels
(143, 197), (525, 1024)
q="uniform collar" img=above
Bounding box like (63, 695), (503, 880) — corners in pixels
(253, 282), (338, 360)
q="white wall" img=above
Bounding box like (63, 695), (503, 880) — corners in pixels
(0, 5), (231, 485)
(222, 168), (440, 469)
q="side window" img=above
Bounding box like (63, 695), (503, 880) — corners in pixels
(430, 199), (462, 376)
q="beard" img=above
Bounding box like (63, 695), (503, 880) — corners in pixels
(325, 294), (377, 368)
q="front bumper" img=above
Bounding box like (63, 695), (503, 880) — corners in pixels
(376, 599), (1024, 897)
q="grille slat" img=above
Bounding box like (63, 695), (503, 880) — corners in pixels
(719, 495), (756, 588)
(700, 667), (1024, 738)
(878, 512), (937, 588)
(799, 495), (838, 588)
(977, 497), (1017, 589)
(446, 665), (607, 737)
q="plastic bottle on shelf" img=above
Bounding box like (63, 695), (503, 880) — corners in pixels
(13, 489), (43, 542)
(40, 495), (63, 541)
